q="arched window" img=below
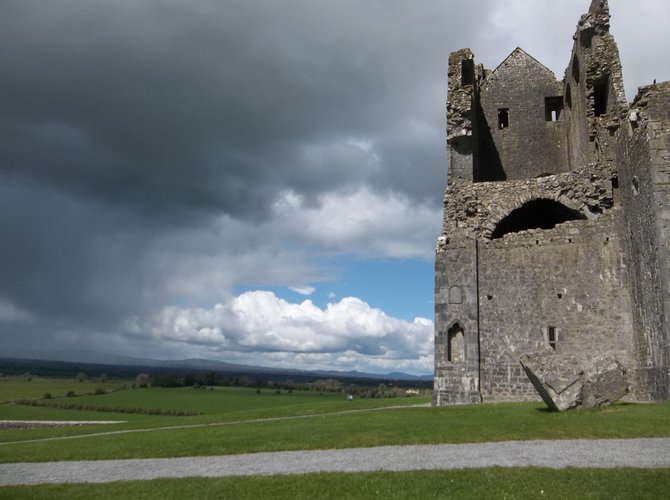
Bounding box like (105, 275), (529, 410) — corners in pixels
(491, 199), (586, 239)
(447, 323), (465, 362)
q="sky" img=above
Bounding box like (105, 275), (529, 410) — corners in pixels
(1, 0), (669, 375)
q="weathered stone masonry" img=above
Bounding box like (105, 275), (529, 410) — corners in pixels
(434, 0), (670, 405)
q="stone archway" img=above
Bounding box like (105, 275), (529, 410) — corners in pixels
(489, 198), (586, 239)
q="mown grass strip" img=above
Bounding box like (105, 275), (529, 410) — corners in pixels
(1, 468), (668, 499)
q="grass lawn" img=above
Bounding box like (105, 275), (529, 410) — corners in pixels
(0, 382), (668, 463)
(1, 381), (668, 497)
(2, 468), (669, 499)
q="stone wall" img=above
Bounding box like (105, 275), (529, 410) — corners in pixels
(616, 82), (670, 400)
(433, 237), (481, 405)
(435, 167), (633, 402)
(478, 210), (633, 401)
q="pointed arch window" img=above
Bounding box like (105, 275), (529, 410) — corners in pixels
(447, 323), (465, 362)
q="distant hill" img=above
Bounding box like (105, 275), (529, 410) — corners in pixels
(0, 350), (432, 385)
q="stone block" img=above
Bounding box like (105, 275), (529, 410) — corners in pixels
(581, 357), (629, 408)
(519, 350), (628, 411)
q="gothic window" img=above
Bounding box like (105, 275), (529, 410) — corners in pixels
(447, 323), (465, 362)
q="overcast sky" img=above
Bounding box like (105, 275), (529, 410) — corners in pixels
(1, 0), (668, 375)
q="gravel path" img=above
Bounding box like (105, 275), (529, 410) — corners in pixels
(1, 438), (668, 486)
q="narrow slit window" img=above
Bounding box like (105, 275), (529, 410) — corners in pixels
(498, 108), (509, 129)
(593, 77), (609, 117)
(548, 326), (557, 350)
(461, 58), (474, 86)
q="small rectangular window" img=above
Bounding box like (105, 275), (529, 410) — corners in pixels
(545, 96), (563, 122)
(498, 108), (509, 129)
(548, 326), (557, 350)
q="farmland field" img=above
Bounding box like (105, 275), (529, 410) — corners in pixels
(1, 378), (669, 465)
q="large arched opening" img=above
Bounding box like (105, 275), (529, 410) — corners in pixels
(491, 199), (586, 239)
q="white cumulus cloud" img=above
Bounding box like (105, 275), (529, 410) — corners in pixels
(128, 290), (433, 373)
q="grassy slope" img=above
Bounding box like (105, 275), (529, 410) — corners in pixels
(0, 382), (668, 463)
(2, 468), (669, 500)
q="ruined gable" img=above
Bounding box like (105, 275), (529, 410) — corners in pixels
(478, 48), (568, 181)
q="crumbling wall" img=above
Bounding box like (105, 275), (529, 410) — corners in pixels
(439, 166), (614, 240)
(563, 0), (627, 170)
(616, 82), (670, 400)
(447, 49), (479, 182)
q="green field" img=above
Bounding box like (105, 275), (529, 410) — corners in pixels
(1, 378), (668, 498)
(0, 377), (127, 403)
(1, 379), (669, 464)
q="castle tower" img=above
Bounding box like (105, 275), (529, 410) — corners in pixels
(433, 0), (666, 405)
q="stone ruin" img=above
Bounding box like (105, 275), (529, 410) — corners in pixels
(434, 0), (670, 409)
(519, 350), (628, 411)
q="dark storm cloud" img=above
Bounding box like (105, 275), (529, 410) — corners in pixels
(1, 0), (666, 366)
(0, 180), (153, 326)
(0, 0), (484, 222)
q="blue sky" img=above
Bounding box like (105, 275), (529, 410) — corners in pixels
(0, 0), (668, 375)
(237, 257), (435, 322)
